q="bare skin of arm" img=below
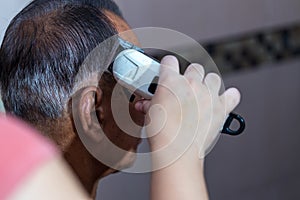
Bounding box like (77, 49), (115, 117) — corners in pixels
(135, 56), (241, 200)
(8, 157), (90, 200)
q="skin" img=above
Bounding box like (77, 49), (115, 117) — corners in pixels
(103, 10), (140, 45)
(8, 157), (90, 200)
(30, 9), (241, 200)
(10, 55), (240, 200)
(137, 56), (240, 200)
(33, 10), (146, 196)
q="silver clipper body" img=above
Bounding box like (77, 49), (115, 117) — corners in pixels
(109, 38), (245, 136)
(112, 48), (160, 99)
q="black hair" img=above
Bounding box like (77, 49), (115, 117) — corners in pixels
(0, 1), (119, 123)
(28, 0), (124, 18)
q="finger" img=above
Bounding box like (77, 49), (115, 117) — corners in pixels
(220, 87), (241, 113)
(204, 73), (222, 97)
(159, 55), (180, 80)
(184, 63), (205, 82)
(134, 100), (151, 114)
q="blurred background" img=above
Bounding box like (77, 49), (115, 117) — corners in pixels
(1, 0), (300, 199)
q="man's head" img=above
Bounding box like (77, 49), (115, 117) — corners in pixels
(0, 0), (144, 194)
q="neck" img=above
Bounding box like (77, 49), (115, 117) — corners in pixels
(63, 137), (112, 196)
(33, 116), (114, 197)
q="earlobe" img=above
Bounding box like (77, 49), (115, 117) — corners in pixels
(74, 86), (104, 143)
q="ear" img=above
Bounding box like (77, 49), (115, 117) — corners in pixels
(73, 86), (104, 143)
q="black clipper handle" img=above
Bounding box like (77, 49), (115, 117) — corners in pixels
(221, 113), (245, 136)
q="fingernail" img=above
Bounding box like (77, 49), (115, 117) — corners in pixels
(161, 55), (178, 65)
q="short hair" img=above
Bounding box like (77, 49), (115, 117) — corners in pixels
(0, 1), (119, 124)
(29, 0), (124, 18)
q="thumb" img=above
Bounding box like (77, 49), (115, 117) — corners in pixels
(134, 100), (151, 114)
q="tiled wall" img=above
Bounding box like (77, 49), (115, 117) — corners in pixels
(148, 23), (300, 76)
(203, 23), (300, 74)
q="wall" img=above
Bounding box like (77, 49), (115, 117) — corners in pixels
(1, 1), (299, 199)
(115, 0), (300, 42)
(97, 2), (300, 198)
(206, 58), (300, 199)
(0, 0), (31, 42)
(2, 0), (300, 43)
(98, 58), (300, 200)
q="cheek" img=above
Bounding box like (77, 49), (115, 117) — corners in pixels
(100, 94), (143, 150)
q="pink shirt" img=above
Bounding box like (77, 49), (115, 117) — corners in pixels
(0, 116), (57, 199)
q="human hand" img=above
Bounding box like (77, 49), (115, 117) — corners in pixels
(135, 55), (241, 159)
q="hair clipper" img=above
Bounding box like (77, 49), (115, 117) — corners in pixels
(109, 38), (245, 136)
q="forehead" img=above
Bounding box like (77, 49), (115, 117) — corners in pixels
(103, 10), (139, 46)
